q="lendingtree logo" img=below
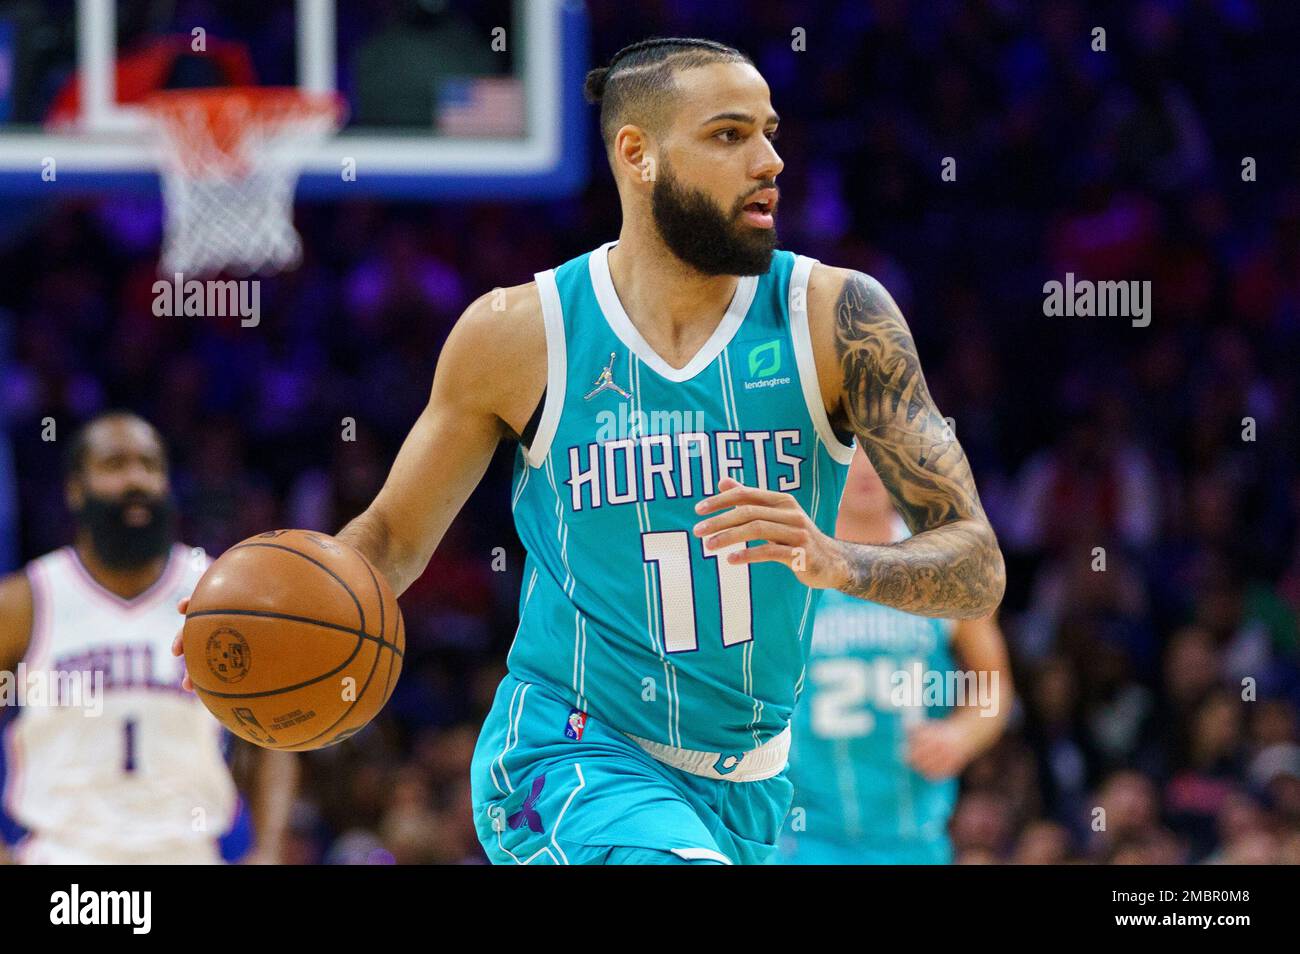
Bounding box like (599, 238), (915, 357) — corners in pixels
(748, 339), (781, 378)
(743, 339), (791, 391)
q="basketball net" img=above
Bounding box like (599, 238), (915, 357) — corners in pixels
(143, 87), (345, 277)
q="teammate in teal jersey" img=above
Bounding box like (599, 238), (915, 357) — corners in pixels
(175, 37), (1006, 865)
(777, 450), (1013, 864)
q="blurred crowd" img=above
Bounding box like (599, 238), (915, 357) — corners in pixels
(2, 0), (1300, 864)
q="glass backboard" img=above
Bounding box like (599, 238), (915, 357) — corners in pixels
(0, 0), (588, 198)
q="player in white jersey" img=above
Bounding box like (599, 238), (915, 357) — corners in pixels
(0, 412), (296, 864)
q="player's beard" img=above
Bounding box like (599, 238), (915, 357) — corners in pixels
(75, 490), (177, 570)
(651, 161), (778, 276)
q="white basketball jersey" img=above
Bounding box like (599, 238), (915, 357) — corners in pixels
(3, 543), (238, 863)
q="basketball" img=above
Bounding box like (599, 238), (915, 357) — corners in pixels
(181, 529), (404, 751)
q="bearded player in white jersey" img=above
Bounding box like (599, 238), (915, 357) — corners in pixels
(0, 412), (296, 864)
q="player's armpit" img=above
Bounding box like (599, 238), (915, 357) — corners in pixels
(336, 283), (548, 597)
(810, 265), (1006, 618)
(0, 571), (33, 674)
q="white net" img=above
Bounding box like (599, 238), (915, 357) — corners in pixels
(145, 88), (343, 277)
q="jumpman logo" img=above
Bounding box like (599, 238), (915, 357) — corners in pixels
(507, 774), (547, 833)
(584, 352), (632, 400)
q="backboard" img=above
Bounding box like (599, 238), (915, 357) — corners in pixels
(0, 0), (589, 198)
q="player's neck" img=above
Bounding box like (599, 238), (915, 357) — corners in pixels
(608, 225), (740, 335)
(72, 538), (171, 600)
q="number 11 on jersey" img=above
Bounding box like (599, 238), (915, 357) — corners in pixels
(642, 530), (753, 653)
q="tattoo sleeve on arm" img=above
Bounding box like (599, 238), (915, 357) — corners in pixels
(832, 271), (1005, 618)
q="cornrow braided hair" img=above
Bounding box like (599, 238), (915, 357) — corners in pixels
(583, 37), (747, 103)
(583, 37), (753, 147)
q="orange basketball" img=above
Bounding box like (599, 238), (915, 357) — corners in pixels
(182, 529), (404, 751)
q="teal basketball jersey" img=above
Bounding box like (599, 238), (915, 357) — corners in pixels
(782, 586), (959, 858)
(507, 241), (855, 757)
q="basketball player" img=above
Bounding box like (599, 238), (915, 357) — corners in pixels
(168, 37), (1005, 865)
(776, 448), (1012, 864)
(0, 412), (296, 864)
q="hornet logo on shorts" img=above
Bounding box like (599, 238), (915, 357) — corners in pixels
(564, 708), (588, 741)
(584, 352), (632, 400)
(507, 774), (546, 834)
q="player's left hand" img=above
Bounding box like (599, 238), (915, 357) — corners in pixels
(906, 719), (974, 780)
(692, 477), (849, 589)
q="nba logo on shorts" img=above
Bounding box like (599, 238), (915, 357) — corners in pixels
(564, 708), (588, 741)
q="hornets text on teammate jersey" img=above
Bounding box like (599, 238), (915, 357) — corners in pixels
(507, 241), (856, 758)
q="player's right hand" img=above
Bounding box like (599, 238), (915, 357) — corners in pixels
(172, 597), (193, 692)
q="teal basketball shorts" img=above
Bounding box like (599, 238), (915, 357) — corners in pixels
(470, 673), (794, 865)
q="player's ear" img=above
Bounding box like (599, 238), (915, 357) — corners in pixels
(613, 125), (655, 191)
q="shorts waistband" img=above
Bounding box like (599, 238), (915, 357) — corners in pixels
(623, 725), (790, 782)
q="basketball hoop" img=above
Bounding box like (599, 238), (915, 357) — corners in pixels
(143, 87), (345, 277)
